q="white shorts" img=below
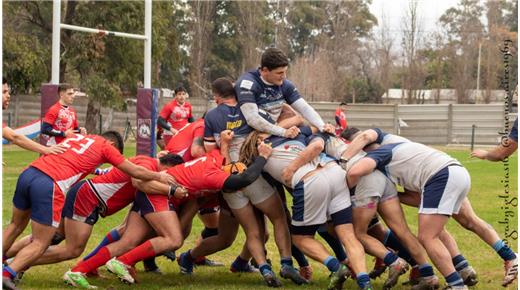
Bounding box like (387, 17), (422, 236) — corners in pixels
(291, 164), (351, 227)
(223, 175), (276, 210)
(351, 170), (398, 208)
(419, 165), (470, 215)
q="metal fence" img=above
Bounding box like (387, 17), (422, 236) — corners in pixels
(3, 94), (515, 145)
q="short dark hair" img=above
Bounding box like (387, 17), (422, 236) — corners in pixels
(174, 85), (186, 95)
(159, 153), (185, 167)
(3, 78), (7, 85)
(261, 47), (289, 71)
(58, 83), (74, 93)
(211, 78), (235, 99)
(340, 127), (360, 141)
(340, 102), (347, 106)
(102, 131), (124, 154)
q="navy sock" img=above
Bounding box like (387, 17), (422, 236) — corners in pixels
(383, 251), (399, 266)
(83, 229), (120, 261)
(231, 256), (249, 270)
(318, 230), (347, 261)
(280, 257), (293, 267)
(291, 244), (309, 267)
(418, 263), (435, 277)
(385, 230), (417, 266)
(259, 263), (272, 275)
(452, 254), (469, 271)
(493, 240), (517, 261)
(445, 271), (464, 286)
(324, 256), (340, 272)
(356, 272), (371, 288)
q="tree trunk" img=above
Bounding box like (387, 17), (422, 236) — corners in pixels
(85, 99), (100, 134)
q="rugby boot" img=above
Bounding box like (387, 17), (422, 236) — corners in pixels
(403, 265), (420, 285)
(105, 258), (136, 284)
(442, 286), (468, 290)
(63, 270), (97, 289)
(177, 251), (194, 275)
(299, 265), (313, 281)
(411, 275), (440, 290)
(230, 259), (259, 273)
(162, 250), (176, 261)
(143, 258), (162, 275)
(280, 264), (308, 285)
(327, 264), (351, 290)
(369, 257), (387, 279)
(502, 254), (518, 287)
(194, 257), (224, 267)
(383, 257), (409, 289)
(3, 276), (19, 290)
(458, 265), (477, 286)
(261, 269), (282, 287)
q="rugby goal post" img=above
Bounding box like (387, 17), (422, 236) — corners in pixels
(43, 0), (157, 156)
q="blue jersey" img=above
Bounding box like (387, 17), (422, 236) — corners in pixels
(509, 117), (518, 142)
(204, 104), (251, 146)
(235, 69), (302, 121)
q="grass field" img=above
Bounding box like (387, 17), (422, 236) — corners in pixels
(2, 144), (518, 290)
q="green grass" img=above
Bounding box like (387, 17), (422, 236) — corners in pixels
(2, 144), (518, 289)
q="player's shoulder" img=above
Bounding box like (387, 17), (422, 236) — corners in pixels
(237, 70), (261, 91)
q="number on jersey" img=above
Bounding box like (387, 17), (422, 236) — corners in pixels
(61, 134), (95, 154)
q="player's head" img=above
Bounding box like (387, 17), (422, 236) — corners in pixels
(158, 153), (185, 169)
(260, 47), (288, 86)
(211, 78), (235, 104)
(102, 131), (124, 154)
(339, 102), (347, 111)
(174, 85), (188, 104)
(340, 127), (360, 142)
(3, 77), (10, 110)
(58, 83), (76, 106)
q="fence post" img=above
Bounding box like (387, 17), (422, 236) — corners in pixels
(471, 124), (476, 151)
(393, 104), (399, 134)
(447, 104), (453, 145)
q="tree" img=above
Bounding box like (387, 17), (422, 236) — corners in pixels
(440, 0), (485, 103)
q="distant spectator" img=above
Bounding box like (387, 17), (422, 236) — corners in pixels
(41, 83), (86, 146)
(158, 85), (194, 145)
(2, 78), (65, 155)
(335, 102), (348, 136)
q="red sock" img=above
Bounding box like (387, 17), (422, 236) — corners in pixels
(118, 240), (156, 267)
(72, 247), (111, 274)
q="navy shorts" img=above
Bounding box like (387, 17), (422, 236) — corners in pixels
(13, 166), (64, 227)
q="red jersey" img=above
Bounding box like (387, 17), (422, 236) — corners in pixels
(160, 99), (192, 131)
(167, 149), (229, 197)
(335, 108), (347, 135)
(43, 102), (79, 145)
(31, 134), (125, 194)
(165, 118), (204, 162)
(89, 156), (157, 216)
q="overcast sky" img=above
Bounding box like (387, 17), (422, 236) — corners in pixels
(369, 0), (461, 41)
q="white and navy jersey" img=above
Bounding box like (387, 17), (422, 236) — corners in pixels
(204, 103), (251, 146)
(318, 133), (366, 171)
(372, 128), (411, 145)
(236, 69), (302, 121)
(365, 142), (461, 192)
(264, 128), (335, 186)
